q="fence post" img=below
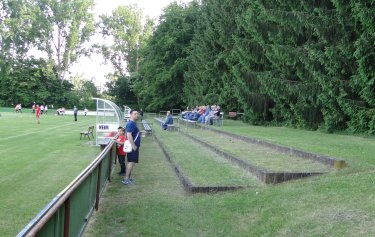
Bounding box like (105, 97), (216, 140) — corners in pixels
(108, 146), (113, 182)
(64, 197), (71, 237)
(95, 162), (102, 211)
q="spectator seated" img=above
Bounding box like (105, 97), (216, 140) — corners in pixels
(155, 116), (178, 131)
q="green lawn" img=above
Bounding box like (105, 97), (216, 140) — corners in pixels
(153, 123), (261, 186)
(184, 128), (333, 172)
(216, 120), (375, 170)
(2, 112), (375, 236)
(0, 111), (99, 236)
(84, 119), (375, 237)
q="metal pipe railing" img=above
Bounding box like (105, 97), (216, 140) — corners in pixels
(17, 140), (115, 237)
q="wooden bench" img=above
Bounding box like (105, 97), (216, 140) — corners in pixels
(80, 126), (94, 140)
(141, 120), (153, 135)
(155, 117), (179, 131)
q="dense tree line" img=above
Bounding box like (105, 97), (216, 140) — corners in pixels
(135, 0), (374, 133)
(0, 0), (97, 109)
(1, 0), (373, 133)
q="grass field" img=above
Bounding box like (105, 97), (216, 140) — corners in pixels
(0, 110), (99, 236)
(2, 111), (375, 236)
(82, 118), (375, 236)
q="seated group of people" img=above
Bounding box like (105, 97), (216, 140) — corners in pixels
(14, 104), (22, 113)
(181, 104), (222, 125)
(56, 108), (66, 116)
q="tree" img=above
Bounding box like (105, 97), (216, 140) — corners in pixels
(98, 5), (143, 77)
(137, 1), (199, 111)
(0, 0), (98, 108)
(70, 74), (98, 109)
(35, 0), (96, 81)
(184, 0), (248, 113)
(104, 74), (138, 108)
(0, 58), (73, 107)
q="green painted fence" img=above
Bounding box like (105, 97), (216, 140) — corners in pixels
(17, 141), (116, 237)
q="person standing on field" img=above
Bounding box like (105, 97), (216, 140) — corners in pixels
(35, 105), (41, 124)
(40, 104), (44, 114)
(122, 110), (141, 185)
(114, 127), (126, 176)
(73, 106), (78, 121)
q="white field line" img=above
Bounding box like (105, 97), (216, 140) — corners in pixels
(0, 120), (93, 142)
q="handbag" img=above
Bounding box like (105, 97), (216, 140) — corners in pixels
(123, 132), (140, 153)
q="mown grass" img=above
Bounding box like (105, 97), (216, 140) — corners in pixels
(2, 112), (375, 236)
(185, 128), (333, 172)
(153, 124), (261, 186)
(0, 111), (99, 236)
(217, 120), (375, 170)
(84, 118), (375, 237)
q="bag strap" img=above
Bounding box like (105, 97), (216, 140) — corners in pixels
(125, 129), (140, 142)
(134, 132), (140, 142)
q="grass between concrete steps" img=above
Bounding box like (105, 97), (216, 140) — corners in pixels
(183, 127), (334, 173)
(153, 124), (261, 187)
(215, 120), (375, 170)
(83, 119), (375, 236)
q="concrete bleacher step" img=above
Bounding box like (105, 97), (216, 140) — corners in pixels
(152, 124), (262, 194)
(178, 127), (346, 184)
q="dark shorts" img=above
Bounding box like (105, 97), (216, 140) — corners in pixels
(127, 149), (139, 163)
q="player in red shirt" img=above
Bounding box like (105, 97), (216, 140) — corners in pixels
(114, 127), (127, 175)
(35, 105), (41, 124)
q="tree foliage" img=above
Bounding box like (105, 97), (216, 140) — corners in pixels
(0, 58), (74, 107)
(36, 0), (96, 81)
(132, 0), (374, 133)
(0, 0), (97, 108)
(98, 5), (144, 77)
(136, 1), (199, 111)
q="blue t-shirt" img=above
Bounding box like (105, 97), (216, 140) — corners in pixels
(126, 120), (141, 147)
(165, 115), (173, 125)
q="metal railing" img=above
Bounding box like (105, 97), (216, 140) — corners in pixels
(17, 141), (116, 237)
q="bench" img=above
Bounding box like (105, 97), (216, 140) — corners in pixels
(212, 112), (224, 126)
(155, 117), (179, 131)
(80, 126), (94, 140)
(178, 117), (197, 127)
(141, 120), (153, 135)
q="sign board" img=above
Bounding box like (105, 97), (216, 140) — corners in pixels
(97, 124), (119, 132)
